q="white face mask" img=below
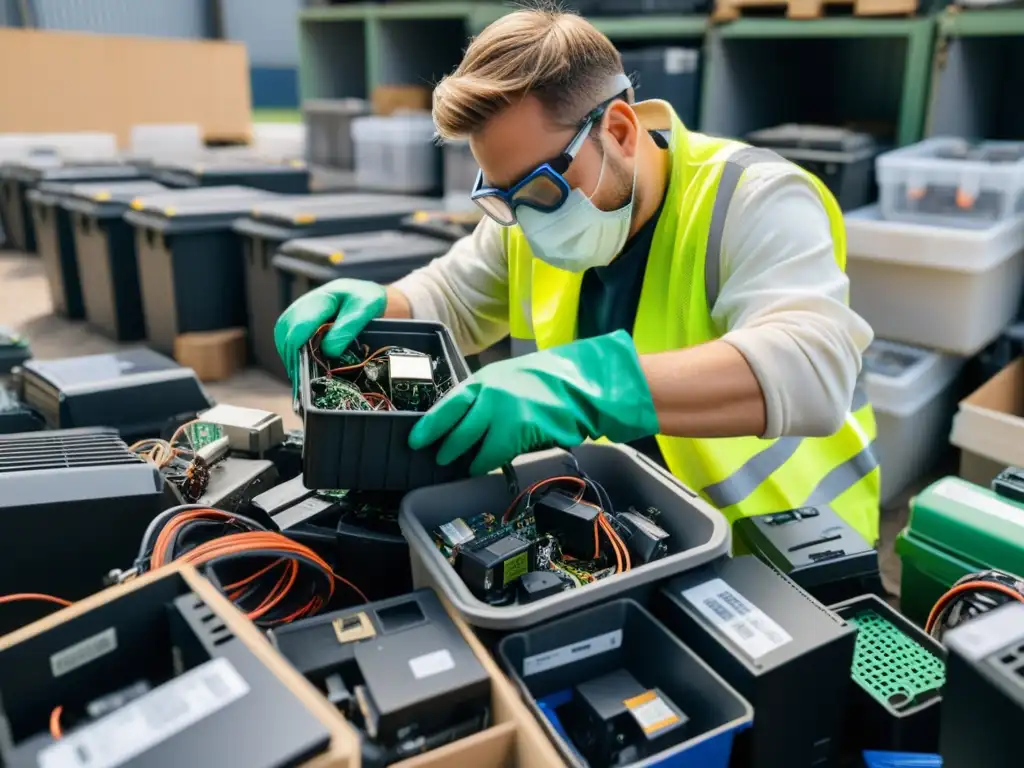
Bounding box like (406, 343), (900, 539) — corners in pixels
(517, 153), (638, 273)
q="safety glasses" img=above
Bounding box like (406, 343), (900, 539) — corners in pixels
(470, 100), (614, 227)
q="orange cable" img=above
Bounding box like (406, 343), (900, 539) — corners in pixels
(0, 593), (71, 608)
(926, 580), (1024, 634)
(49, 706), (62, 740)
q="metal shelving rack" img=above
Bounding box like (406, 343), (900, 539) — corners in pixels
(296, 2), (1024, 147)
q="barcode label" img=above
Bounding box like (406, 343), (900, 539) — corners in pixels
(522, 630), (623, 677)
(408, 649), (455, 680)
(681, 579), (793, 659)
(50, 629), (118, 679)
(38, 658), (249, 768)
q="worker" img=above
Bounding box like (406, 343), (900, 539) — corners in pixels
(275, 8), (881, 544)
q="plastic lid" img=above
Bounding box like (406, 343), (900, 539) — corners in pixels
(69, 180), (168, 204)
(907, 477), (1024, 577)
(130, 186), (279, 217)
(861, 339), (964, 417)
(43, 164), (140, 182)
(747, 123), (875, 153)
(24, 348), (180, 388)
(303, 98), (370, 115)
(251, 193), (442, 225)
(282, 230), (448, 264)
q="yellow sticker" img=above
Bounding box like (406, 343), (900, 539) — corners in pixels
(329, 251), (344, 264)
(289, 159), (305, 169)
(130, 199), (144, 210)
(164, 207), (176, 217)
(92, 191), (111, 202)
(412, 211), (430, 223)
(294, 213), (317, 225)
(503, 552), (529, 585)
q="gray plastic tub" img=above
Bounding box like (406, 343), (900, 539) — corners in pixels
(398, 443), (731, 631)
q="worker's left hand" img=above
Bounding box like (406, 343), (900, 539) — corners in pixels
(408, 330), (660, 475)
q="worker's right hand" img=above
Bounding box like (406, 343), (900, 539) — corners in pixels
(274, 278), (387, 382)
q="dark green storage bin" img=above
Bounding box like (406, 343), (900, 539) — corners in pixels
(124, 186), (282, 356)
(234, 193), (443, 380)
(896, 476), (1024, 626)
(151, 158), (310, 194)
(63, 181), (169, 341)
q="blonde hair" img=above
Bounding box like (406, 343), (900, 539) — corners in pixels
(432, 5), (623, 140)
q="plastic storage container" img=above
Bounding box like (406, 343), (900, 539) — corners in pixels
(151, 157), (310, 194)
(299, 318), (471, 492)
(595, 0), (712, 12)
(746, 124), (879, 211)
(877, 137), (1024, 229)
(442, 139), (478, 212)
(124, 186), (281, 355)
(497, 599), (752, 768)
(861, 339), (966, 505)
(400, 209), (482, 243)
(304, 98), (370, 170)
(844, 205), (1024, 355)
(351, 114), (441, 195)
(128, 123), (203, 160)
(895, 476), (1024, 626)
(620, 47), (701, 131)
(399, 443), (731, 631)
(831, 594), (946, 753)
(64, 180), (169, 341)
(238, 194), (443, 380)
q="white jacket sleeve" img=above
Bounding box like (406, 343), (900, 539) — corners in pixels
(390, 217), (511, 356)
(714, 163), (874, 439)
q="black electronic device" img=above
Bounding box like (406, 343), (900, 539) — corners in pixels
(518, 571), (565, 603)
(266, 428), (304, 480)
(657, 555), (856, 768)
(992, 467), (1024, 505)
(17, 347), (213, 442)
(0, 325), (29, 376)
(940, 601), (1024, 768)
(0, 385), (43, 434)
(559, 669), (689, 767)
(0, 568), (337, 768)
(269, 589), (490, 763)
(533, 488), (601, 559)
(734, 505), (883, 605)
(617, 508), (670, 565)
(0, 427), (165, 635)
(460, 533), (538, 604)
(193, 457), (279, 511)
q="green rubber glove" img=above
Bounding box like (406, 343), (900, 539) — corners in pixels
(274, 278), (387, 382)
(408, 330), (660, 476)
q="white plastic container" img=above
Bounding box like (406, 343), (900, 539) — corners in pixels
(351, 113), (440, 194)
(845, 205), (1024, 355)
(129, 124), (203, 159)
(0, 132), (118, 163)
(861, 339), (965, 506)
(877, 137), (1024, 229)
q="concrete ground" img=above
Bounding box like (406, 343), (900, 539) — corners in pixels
(0, 249), (920, 593)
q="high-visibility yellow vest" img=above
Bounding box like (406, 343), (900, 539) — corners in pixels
(502, 100), (881, 545)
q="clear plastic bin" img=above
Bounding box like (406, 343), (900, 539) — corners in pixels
(844, 205), (1024, 355)
(398, 444), (730, 631)
(303, 98), (369, 171)
(860, 339), (966, 506)
(351, 113), (441, 195)
(128, 124), (203, 160)
(877, 137), (1024, 229)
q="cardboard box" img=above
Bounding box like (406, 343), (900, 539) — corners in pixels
(950, 358), (1024, 486)
(372, 85), (432, 117)
(174, 327), (248, 382)
(0, 564), (359, 767)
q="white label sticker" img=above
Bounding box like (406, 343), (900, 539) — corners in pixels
(50, 628), (118, 678)
(664, 48), (696, 75)
(628, 696), (678, 734)
(38, 657), (249, 768)
(932, 479), (1024, 526)
(522, 630), (622, 677)
(681, 579), (793, 659)
(408, 649), (455, 680)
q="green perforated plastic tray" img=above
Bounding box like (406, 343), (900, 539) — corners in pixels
(847, 608), (945, 711)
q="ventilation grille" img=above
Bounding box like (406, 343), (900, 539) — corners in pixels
(0, 429), (142, 474)
(992, 641), (1024, 691)
(182, 594), (236, 648)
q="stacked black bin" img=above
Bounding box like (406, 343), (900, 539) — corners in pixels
(234, 193), (443, 380)
(151, 158), (310, 194)
(124, 186), (281, 356)
(64, 181), (169, 340)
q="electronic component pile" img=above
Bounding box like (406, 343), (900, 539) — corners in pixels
(433, 462), (671, 606)
(307, 323), (454, 413)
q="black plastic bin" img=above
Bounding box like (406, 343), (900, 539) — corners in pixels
(267, 231), (449, 381)
(64, 180), (169, 341)
(497, 599), (752, 768)
(620, 47), (701, 130)
(745, 124), (881, 211)
(151, 158), (310, 194)
(124, 186), (282, 355)
(234, 194), (443, 379)
(299, 318), (472, 492)
(830, 594), (946, 754)
(399, 209), (482, 243)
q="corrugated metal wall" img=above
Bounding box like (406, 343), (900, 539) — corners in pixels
(29, 0), (212, 39)
(221, 0), (301, 67)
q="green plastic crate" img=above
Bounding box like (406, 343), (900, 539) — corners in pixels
(896, 476), (1024, 626)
